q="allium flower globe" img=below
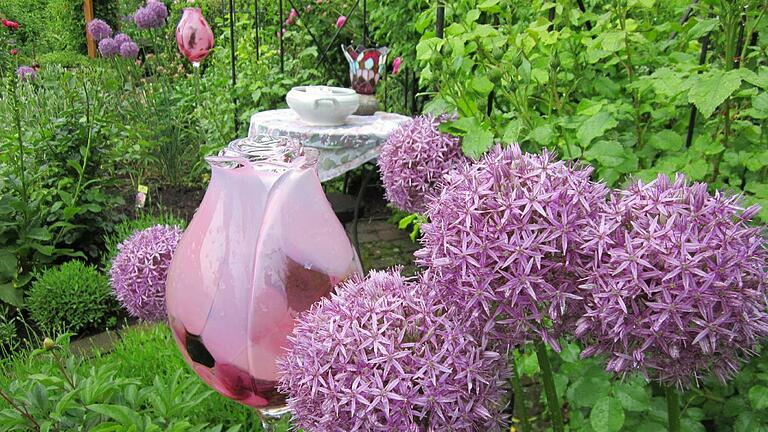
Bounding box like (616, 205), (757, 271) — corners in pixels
(416, 144), (609, 350)
(98, 38), (119, 57)
(16, 66), (36, 82)
(120, 41), (140, 59)
(110, 224), (183, 322)
(134, 0), (169, 29)
(575, 174), (768, 388)
(87, 19), (112, 41)
(379, 115), (468, 213)
(114, 33), (133, 47)
(278, 269), (508, 432)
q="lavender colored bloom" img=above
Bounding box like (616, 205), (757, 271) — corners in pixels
(379, 115), (468, 213)
(87, 18), (112, 41)
(110, 225), (183, 322)
(98, 38), (119, 57)
(415, 144), (609, 351)
(114, 33), (133, 47)
(120, 41), (140, 59)
(16, 66), (36, 82)
(278, 269), (509, 432)
(134, 0), (168, 30)
(575, 174), (768, 388)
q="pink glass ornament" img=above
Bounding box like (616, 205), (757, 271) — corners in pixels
(166, 138), (362, 411)
(175, 8), (214, 66)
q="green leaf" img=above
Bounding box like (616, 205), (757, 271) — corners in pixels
(462, 128), (494, 160)
(584, 141), (628, 168)
(502, 119), (523, 144)
(529, 124), (554, 145)
(88, 404), (143, 428)
(567, 377), (612, 408)
(0, 282), (23, 307)
(681, 418), (706, 432)
(614, 384), (650, 412)
(648, 130), (683, 151)
(734, 411), (768, 432)
(478, 0), (501, 12)
(0, 250), (17, 278)
(748, 385), (768, 410)
(691, 135), (724, 156)
(590, 396), (625, 432)
(471, 75), (494, 96)
(577, 112), (617, 147)
(518, 350), (539, 377)
(27, 227), (52, 241)
(688, 69), (743, 118)
(601, 32), (626, 52)
(688, 18), (719, 39)
(683, 159), (709, 180)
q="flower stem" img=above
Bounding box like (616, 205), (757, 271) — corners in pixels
(510, 352), (531, 432)
(534, 341), (564, 432)
(666, 385), (681, 432)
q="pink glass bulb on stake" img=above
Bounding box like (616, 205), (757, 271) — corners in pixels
(176, 8), (214, 67)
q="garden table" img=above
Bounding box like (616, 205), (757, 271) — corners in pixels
(248, 108), (411, 269)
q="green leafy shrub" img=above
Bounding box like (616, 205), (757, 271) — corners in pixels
(0, 304), (17, 353)
(37, 51), (91, 68)
(102, 212), (187, 269)
(26, 261), (118, 335)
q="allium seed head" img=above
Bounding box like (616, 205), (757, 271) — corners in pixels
(120, 41), (140, 59)
(278, 269), (509, 432)
(98, 38), (119, 57)
(379, 115), (468, 213)
(134, 0), (168, 29)
(114, 33), (133, 47)
(575, 173), (768, 388)
(16, 66), (36, 82)
(416, 144), (609, 351)
(110, 224), (183, 322)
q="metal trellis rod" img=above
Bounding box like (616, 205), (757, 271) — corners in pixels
(229, 0), (239, 134)
(254, 0), (261, 61)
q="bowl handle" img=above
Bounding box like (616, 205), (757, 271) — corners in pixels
(314, 97), (339, 109)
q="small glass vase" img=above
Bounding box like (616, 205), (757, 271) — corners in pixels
(342, 44), (389, 115)
(166, 137), (362, 414)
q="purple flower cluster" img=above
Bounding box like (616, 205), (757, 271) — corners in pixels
(415, 144), (609, 350)
(114, 33), (132, 47)
(575, 174), (768, 388)
(120, 41), (140, 59)
(98, 38), (119, 57)
(378, 115), (467, 213)
(87, 18), (112, 41)
(110, 225), (183, 322)
(278, 269), (508, 431)
(16, 66), (36, 82)
(134, 0), (169, 30)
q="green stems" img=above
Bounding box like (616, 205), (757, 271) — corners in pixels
(534, 341), (564, 432)
(10, 79), (29, 225)
(666, 385), (681, 432)
(510, 352), (531, 432)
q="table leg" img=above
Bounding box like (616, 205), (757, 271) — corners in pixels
(352, 164), (375, 273)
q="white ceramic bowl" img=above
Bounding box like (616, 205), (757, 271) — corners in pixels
(286, 86), (360, 126)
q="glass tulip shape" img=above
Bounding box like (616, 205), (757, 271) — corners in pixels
(176, 8), (214, 66)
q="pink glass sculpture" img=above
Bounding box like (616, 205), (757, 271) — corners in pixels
(176, 8), (214, 66)
(342, 44), (389, 95)
(166, 137), (362, 410)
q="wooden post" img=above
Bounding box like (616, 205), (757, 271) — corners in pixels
(84, 0), (96, 58)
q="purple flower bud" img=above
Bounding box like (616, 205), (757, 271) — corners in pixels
(134, 0), (168, 30)
(98, 38), (119, 57)
(379, 115), (468, 213)
(87, 18), (112, 41)
(278, 269), (509, 431)
(120, 41), (140, 59)
(114, 33), (133, 47)
(109, 225), (183, 322)
(16, 65), (36, 82)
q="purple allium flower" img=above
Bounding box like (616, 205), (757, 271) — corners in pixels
(120, 41), (140, 59)
(379, 115), (468, 213)
(415, 144), (609, 351)
(16, 66), (36, 82)
(87, 18), (112, 41)
(278, 269), (509, 431)
(98, 38), (119, 57)
(575, 173), (768, 388)
(134, 0), (168, 30)
(114, 33), (133, 47)
(110, 224), (183, 322)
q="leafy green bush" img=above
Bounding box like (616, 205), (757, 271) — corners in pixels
(102, 212), (187, 269)
(37, 51), (91, 68)
(26, 261), (118, 335)
(0, 304), (17, 353)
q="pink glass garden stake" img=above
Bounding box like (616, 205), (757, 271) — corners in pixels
(176, 8), (214, 67)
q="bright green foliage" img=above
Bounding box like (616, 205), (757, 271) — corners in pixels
(416, 0), (768, 219)
(26, 261), (118, 335)
(0, 303), (17, 352)
(102, 212), (187, 269)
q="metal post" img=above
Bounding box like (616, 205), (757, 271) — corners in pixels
(363, 0), (368, 46)
(254, 0), (261, 61)
(548, 2), (556, 31)
(279, 0), (285, 74)
(229, 0), (239, 134)
(436, 2), (445, 39)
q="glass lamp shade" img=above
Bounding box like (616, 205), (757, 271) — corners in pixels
(342, 44), (389, 95)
